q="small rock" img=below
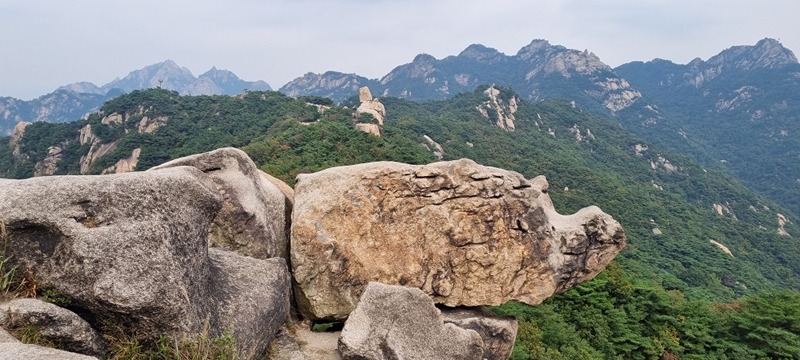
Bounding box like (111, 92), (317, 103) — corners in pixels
(338, 282), (483, 360)
(0, 298), (106, 357)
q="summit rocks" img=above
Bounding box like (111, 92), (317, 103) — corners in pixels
(291, 158), (626, 320)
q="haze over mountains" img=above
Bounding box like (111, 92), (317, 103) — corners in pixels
(2, 37), (798, 217)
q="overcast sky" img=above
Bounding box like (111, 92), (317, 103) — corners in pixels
(1, 0), (798, 99)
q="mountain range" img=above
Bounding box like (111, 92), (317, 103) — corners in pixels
(0, 60), (270, 134)
(2, 48), (800, 356)
(2, 37), (798, 217)
(281, 38), (800, 217)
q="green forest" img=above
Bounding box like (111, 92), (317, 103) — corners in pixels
(2, 88), (799, 359)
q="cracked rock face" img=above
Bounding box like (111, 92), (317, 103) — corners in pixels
(291, 159), (626, 320)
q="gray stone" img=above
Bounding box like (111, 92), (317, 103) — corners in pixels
(441, 307), (518, 360)
(0, 298), (106, 357)
(266, 326), (310, 360)
(208, 248), (291, 358)
(338, 282), (483, 360)
(0, 167), (222, 340)
(0, 328), (20, 343)
(0, 342), (98, 359)
(291, 159), (626, 320)
(150, 147), (291, 260)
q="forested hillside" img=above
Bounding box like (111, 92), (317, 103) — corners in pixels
(1, 88), (799, 358)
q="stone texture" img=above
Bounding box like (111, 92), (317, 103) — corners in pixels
(101, 148), (141, 174)
(354, 123), (381, 137)
(338, 282), (483, 360)
(150, 147), (291, 260)
(0, 164), (292, 358)
(355, 86), (386, 126)
(0, 298), (106, 357)
(267, 327), (310, 360)
(291, 159), (625, 320)
(441, 307), (517, 360)
(33, 145), (63, 177)
(0, 167), (222, 340)
(0, 328), (19, 343)
(0, 342), (99, 360)
(208, 248), (290, 358)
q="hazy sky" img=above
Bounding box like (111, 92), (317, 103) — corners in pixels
(1, 0), (798, 99)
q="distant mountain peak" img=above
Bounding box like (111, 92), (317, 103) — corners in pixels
(706, 37), (797, 71)
(458, 44), (503, 62)
(516, 39), (558, 59)
(412, 53), (437, 63)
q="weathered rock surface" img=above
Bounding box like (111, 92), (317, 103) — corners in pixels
(478, 85), (517, 131)
(292, 159), (625, 320)
(0, 328), (19, 343)
(0, 342), (99, 360)
(208, 248), (290, 358)
(268, 327), (311, 360)
(338, 282), (483, 360)
(355, 86), (386, 126)
(0, 167), (221, 339)
(0, 298), (106, 357)
(0, 166), (292, 357)
(441, 307), (518, 360)
(150, 147), (291, 260)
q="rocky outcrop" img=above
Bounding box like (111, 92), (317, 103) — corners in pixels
(709, 240), (734, 257)
(208, 248), (291, 358)
(354, 86), (386, 137)
(101, 148), (141, 174)
(0, 298), (106, 357)
(441, 308), (518, 360)
(778, 213), (791, 236)
(0, 166), (291, 357)
(477, 86), (517, 131)
(0, 342), (99, 360)
(291, 159), (625, 320)
(33, 145), (64, 176)
(137, 116), (168, 134)
(150, 147), (291, 260)
(338, 282), (483, 360)
(10, 122), (28, 158)
(422, 135), (445, 160)
(354, 123), (381, 137)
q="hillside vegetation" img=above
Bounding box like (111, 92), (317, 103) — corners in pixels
(1, 88), (799, 359)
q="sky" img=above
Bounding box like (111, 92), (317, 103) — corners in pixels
(1, 0), (798, 99)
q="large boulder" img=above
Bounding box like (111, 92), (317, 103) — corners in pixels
(291, 159), (625, 320)
(338, 282), (483, 360)
(441, 308), (518, 360)
(0, 167), (221, 338)
(0, 166), (291, 358)
(150, 147), (291, 260)
(0, 298), (106, 357)
(208, 248), (291, 358)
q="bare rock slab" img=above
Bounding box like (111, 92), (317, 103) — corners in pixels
(291, 159), (626, 320)
(0, 342), (99, 359)
(0, 167), (222, 338)
(0, 298), (106, 357)
(208, 248), (290, 358)
(150, 147), (291, 260)
(441, 307), (517, 360)
(338, 282), (483, 360)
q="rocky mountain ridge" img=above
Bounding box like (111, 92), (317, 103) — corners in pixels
(614, 37), (800, 214)
(280, 39), (643, 115)
(3, 87), (800, 358)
